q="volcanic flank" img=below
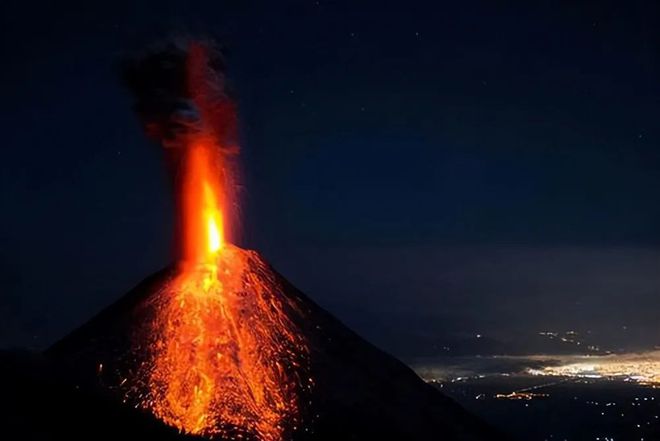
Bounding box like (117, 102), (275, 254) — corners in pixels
(43, 40), (508, 441)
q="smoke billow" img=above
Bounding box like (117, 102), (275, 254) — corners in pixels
(121, 39), (238, 153)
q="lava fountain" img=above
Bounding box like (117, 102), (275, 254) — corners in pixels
(122, 41), (309, 441)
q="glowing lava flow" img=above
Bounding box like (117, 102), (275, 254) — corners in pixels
(132, 42), (309, 441)
(144, 245), (308, 441)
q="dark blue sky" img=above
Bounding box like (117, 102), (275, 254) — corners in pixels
(2, 0), (660, 353)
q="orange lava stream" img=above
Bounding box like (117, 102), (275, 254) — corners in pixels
(145, 246), (307, 441)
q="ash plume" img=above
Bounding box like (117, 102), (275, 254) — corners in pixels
(121, 39), (238, 152)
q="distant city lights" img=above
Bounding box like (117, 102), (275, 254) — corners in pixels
(527, 352), (660, 387)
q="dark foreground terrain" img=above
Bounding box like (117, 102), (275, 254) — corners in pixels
(0, 350), (201, 441)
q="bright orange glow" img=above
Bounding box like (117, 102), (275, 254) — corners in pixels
(143, 247), (308, 440)
(133, 42), (309, 441)
(179, 143), (225, 263)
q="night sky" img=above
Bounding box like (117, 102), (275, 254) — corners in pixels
(2, 1), (660, 353)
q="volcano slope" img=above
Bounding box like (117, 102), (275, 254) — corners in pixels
(47, 245), (508, 441)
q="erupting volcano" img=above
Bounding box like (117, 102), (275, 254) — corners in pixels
(44, 39), (508, 441)
(115, 41), (310, 440)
